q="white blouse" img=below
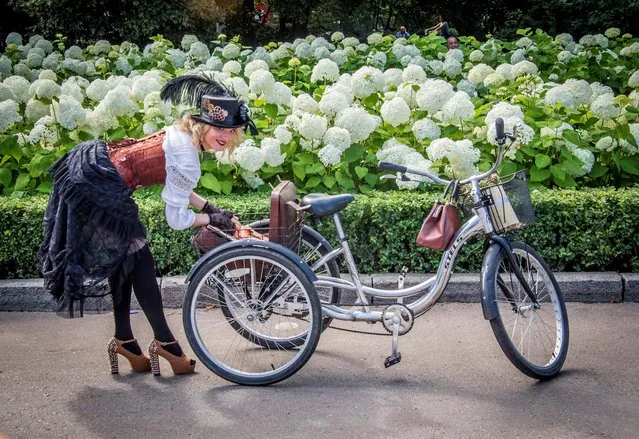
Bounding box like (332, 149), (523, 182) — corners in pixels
(161, 125), (201, 230)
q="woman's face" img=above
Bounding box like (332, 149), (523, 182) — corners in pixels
(201, 125), (239, 152)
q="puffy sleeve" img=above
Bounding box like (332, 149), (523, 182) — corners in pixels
(161, 127), (201, 230)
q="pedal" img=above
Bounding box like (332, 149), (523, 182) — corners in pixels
(384, 352), (402, 368)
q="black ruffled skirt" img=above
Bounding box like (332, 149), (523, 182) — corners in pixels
(39, 140), (147, 317)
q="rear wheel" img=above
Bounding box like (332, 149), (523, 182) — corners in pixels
(248, 220), (341, 330)
(484, 241), (569, 379)
(183, 246), (322, 385)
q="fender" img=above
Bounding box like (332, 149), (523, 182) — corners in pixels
(480, 238), (509, 321)
(185, 238), (318, 284)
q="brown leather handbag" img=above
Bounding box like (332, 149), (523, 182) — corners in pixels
(416, 180), (461, 251)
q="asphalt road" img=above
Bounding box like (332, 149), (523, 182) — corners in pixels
(1, 303), (638, 439)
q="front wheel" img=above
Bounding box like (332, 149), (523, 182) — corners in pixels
(183, 246), (322, 385)
(483, 241), (569, 379)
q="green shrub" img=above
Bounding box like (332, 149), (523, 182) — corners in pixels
(1, 188), (638, 279)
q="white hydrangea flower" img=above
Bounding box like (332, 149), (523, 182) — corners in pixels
(329, 49), (348, 66)
(377, 138), (414, 163)
(222, 60), (242, 74)
(166, 49), (188, 69)
(3, 75), (30, 103)
(557, 50), (573, 64)
(142, 122), (157, 135)
(180, 34), (199, 51)
(605, 28), (621, 38)
(428, 60), (444, 75)
(240, 171), (264, 189)
(367, 51), (387, 69)
(412, 117), (440, 141)
(467, 63), (495, 84)
(545, 85), (576, 109)
(510, 48), (526, 64)
(214, 149), (233, 165)
(86, 79), (111, 101)
(30, 79), (61, 100)
(143, 91), (171, 116)
(319, 91), (349, 118)
(299, 113), (328, 139)
(440, 91), (475, 125)
(568, 145), (594, 176)
(293, 93), (319, 114)
(325, 82), (354, 105)
(299, 137), (322, 151)
(426, 137), (455, 162)
(416, 79), (455, 114)
(564, 79), (593, 106)
(486, 115), (534, 158)
(249, 69), (275, 95)
(383, 68), (404, 88)
(243, 59), (269, 79)
(549, 73), (559, 81)
(274, 125), (293, 144)
(83, 106), (117, 137)
(620, 124), (639, 154)
(222, 44), (240, 59)
(205, 56), (223, 71)
(494, 63), (514, 81)
(233, 139), (265, 172)
(102, 85), (137, 118)
(0, 83), (14, 101)
(341, 37), (359, 47)
(380, 97), (410, 127)
(402, 64), (427, 84)
(400, 55), (413, 67)
(629, 70), (639, 88)
(443, 59), (462, 78)
(294, 42), (314, 59)
(444, 139), (481, 178)
(484, 72), (506, 87)
(5, 32), (22, 46)
(265, 82), (292, 106)
(595, 136), (616, 151)
(591, 94), (620, 120)
(186, 42), (209, 60)
(469, 50), (484, 62)
(260, 137), (285, 167)
(395, 83), (419, 108)
(311, 58), (340, 83)
(512, 60), (538, 77)
(367, 32), (383, 45)
(594, 34), (609, 48)
(331, 32), (345, 42)
(0, 99), (21, 133)
(27, 115), (59, 147)
(285, 114), (301, 130)
(334, 106), (379, 143)
(351, 66), (384, 98)
(131, 76), (160, 102)
(445, 49), (464, 63)
(25, 98), (50, 123)
(313, 46), (330, 60)
(323, 126), (351, 152)
(485, 102), (524, 128)
(391, 44), (407, 60)
(51, 95), (86, 130)
(318, 144), (342, 165)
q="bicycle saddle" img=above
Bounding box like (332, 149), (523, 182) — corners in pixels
(301, 193), (355, 217)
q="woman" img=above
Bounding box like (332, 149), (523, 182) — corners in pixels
(39, 75), (256, 376)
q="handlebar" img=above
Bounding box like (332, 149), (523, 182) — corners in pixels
(378, 118), (512, 186)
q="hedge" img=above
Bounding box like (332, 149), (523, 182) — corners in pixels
(1, 187), (638, 279)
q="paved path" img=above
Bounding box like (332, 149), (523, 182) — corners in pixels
(1, 303), (638, 438)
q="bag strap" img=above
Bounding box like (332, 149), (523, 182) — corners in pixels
(440, 179), (460, 203)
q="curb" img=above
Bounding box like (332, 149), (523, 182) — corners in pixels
(0, 272), (634, 312)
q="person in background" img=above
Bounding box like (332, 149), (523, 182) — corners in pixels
(426, 20), (460, 50)
(39, 74), (257, 377)
(396, 25), (410, 39)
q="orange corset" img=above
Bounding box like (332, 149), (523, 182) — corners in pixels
(107, 131), (167, 190)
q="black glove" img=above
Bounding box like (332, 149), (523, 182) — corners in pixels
(207, 212), (235, 231)
(202, 201), (234, 218)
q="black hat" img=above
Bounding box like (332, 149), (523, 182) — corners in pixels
(160, 74), (257, 135)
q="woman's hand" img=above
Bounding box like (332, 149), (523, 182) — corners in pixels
(201, 201), (234, 219)
(207, 212), (235, 231)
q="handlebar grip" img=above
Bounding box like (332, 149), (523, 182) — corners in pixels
(495, 117), (505, 140)
(378, 161), (408, 173)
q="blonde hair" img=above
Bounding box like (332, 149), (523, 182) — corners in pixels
(177, 114), (244, 152)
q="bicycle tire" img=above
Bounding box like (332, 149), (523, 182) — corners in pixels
(483, 240), (569, 379)
(183, 246), (322, 385)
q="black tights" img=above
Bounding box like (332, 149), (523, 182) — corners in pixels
(110, 244), (182, 357)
